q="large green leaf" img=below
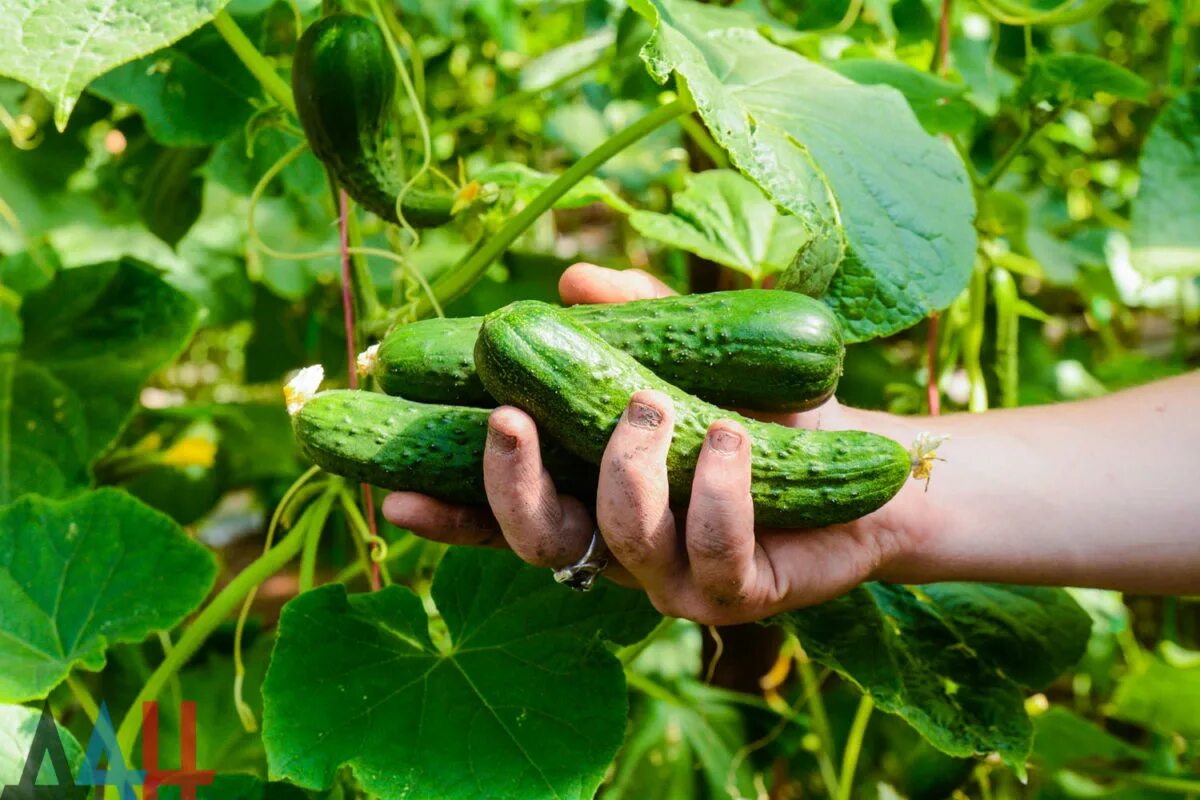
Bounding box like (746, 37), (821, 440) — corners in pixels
(831, 59), (976, 136)
(0, 258), (200, 503)
(610, 679), (757, 799)
(89, 25), (258, 147)
(1017, 54), (1149, 105)
(473, 162), (635, 214)
(629, 170), (811, 283)
(774, 583), (1090, 772)
(0, 489), (217, 703)
(630, 0), (976, 341)
(262, 549), (660, 800)
(1111, 653), (1200, 738)
(1031, 707), (1146, 772)
(0, 704), (85, 786)
(0, 0), (232, 129)
(1129, 89), (1200, 280)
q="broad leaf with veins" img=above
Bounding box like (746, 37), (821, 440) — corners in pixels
(262, 549), (660, 800)
(629, 0), (977, 341)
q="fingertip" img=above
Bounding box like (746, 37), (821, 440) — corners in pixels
(559, 264), (677, 305)
(381, 491), (422, 526)
(626, 389), (674, 428)
(488, 405), (535, 436)
(705, 418), (750, 456)
(558, 263), (607, 305)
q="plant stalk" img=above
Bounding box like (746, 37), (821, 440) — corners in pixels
(984, 105), (1064, 188)
(836, 694), (875, 800)
(413, 97), (691, 317)
(113, 492), (328, 760)
(213, 11), (297, 115)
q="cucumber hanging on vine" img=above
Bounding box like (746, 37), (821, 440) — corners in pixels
(292, 14), (456, 227)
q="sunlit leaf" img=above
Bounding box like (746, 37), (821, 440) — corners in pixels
(0, 489), (217, 702)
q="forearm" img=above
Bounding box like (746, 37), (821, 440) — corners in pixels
(864, 372), (1200, 593)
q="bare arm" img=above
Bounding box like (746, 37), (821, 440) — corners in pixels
(862, 371), (1200, 594)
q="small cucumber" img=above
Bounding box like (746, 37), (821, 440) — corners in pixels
(474, 301), (912, 528)
(292, 15), (455, 228)
(292, 388), (596, 504)
(370, 290), (844, 412)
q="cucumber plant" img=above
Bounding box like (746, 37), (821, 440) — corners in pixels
(0, 0), (1192, 798)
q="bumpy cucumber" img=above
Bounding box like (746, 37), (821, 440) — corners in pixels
(474, 301), (911, 528)
(372, 290), (845, 412)
(292, 389), (596, 504)
(292, 15), (454, 227)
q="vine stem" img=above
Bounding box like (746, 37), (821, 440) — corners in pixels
(983, 105), (1064, 189)
(927, 313), (941, 416)
(65, 673), (99, 723)
(112, 490), (332, 762)
(413, 97), (691, 317)
(836, 694), (874, 800)
(338, 190), (384, 590)
(797, 654), (840, 796)
(212, 11), (296, 115)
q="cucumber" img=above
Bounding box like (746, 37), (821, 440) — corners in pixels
(292, 14), (455, 227)
(474, 301), (911, 528)
(292, 389), (597, 504)
(371, 290), (845, 412)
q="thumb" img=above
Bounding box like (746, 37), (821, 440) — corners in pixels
(559, 263), (677, 305)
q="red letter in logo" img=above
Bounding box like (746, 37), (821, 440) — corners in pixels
(141, 702), (215, 800)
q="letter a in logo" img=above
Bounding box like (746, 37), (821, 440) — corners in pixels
(0, 704), (89, 800)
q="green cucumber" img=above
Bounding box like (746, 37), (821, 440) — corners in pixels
(292, 389), (596, 504)
(371, 290), (844, 412)
(292, 14), (454, 227)
(474, 301), (912, 528)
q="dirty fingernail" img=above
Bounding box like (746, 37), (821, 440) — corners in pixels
(627, 400), (662, 429)
(487, 425), (518, 453)
(709, 429), (741, 453)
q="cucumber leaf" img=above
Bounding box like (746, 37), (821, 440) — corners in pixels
(832, 59), (976, 135)
(774, 582), (1091, 774)
(0, 704), (85, 786)
(0, 0), (232, 130)
(1129, 89), (1200, 280)
(0, 258), (200, 503)
(1111, 652), (1200, 738)
(0, 489), (217, 703)
(262, 549), (660, 800)
(474, 162), (635, 214)
(629, 0), (976, 341)
(1017, 54), (1149, 105)
(629, 170), (812, 283)
(89, 25), (259, 147)
(1032, 707), (1147, 771)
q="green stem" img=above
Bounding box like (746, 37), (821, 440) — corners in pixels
(298, 511), (324, 593)
(213, 11), (297, 115)
(65, 673), (99, 723)
(623, 669), (683, 706)
(836, 694), (874, 800)
(432, 58), (602, 136)
(798, 655), (841, 797)
(414, 97), (691, 317)
(991, 267), (1020, 408)
(1074, 766), (1200, 794)
(983, 105), (1064, 188)
(964, 263), (989, 413)
(679, 114), (730, 169)
(114, 494), (323, 759)
(617, 616), (675, 667)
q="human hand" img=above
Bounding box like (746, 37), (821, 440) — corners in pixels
(383, 264), (936, 624)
